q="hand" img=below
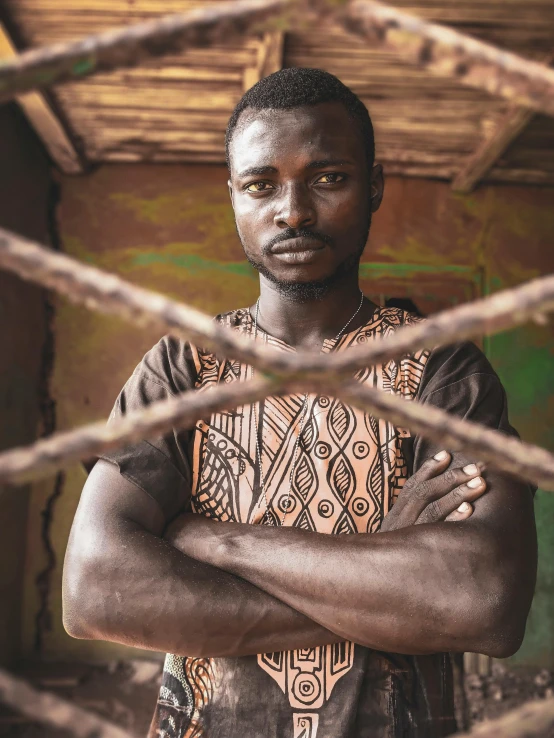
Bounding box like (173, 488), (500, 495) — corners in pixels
(380, 450), (486, 533)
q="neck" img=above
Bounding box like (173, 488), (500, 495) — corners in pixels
(252, 272), (375, 350)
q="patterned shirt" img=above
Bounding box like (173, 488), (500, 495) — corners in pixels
(104, 306), (518, 738)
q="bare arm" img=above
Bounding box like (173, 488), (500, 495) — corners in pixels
(169, 464), (537, 658)
(62, 459), (340, 658)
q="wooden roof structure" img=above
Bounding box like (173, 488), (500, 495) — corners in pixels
(2, 0), (554, 191)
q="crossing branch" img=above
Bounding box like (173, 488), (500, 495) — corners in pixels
(1, 1), (554, 119)
(1, 227), (553, 383)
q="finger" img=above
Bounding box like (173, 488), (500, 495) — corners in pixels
(416, 476), (486, 524)
(445, 502), (473, 522)
(413, 450), (452, 483)
(391, 450), (452, 514)
(405, 462), (482, 517)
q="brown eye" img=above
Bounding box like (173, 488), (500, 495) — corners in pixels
(316, 173), (345, 184)
(245, 182), (272, 193)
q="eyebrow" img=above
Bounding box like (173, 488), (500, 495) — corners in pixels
(305, 159), (353, 169)
(237, 159), (353, 179)
(237, 165), (277, 178)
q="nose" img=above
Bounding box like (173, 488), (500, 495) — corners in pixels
(273, 183), (316, 230)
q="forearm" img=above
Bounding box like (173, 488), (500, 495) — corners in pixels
(175, 515), (525, 656)
(63, 519), (340, 658)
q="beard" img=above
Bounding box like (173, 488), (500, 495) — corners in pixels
(245, 247), (364, 301)
(238, 215), (371, 302)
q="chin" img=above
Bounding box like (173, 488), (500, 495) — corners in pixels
(265, 270), (343, 301)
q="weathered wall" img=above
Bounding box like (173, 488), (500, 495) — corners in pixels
(0, 103), (52, 667)
(21, 164), (554, 666)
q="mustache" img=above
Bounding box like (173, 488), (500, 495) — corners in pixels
(263, 228), (334, 255)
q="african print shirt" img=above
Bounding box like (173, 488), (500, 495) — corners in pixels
(104, 306), (519, 738)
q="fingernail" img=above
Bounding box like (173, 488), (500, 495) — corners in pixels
(463, 464), (479, 475)
(467, 476), (483, 488)
(434, 450), (448, 461)
(457, 502), (471, 512)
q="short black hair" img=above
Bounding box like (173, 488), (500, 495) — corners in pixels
(225, 67), (375, 173)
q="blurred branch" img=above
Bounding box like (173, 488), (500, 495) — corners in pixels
(0, 668), (135, 738)
(1, 227), (553, 382)
(0, 0), (291, 103)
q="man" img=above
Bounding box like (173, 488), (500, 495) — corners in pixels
(63, 68), (536, 738)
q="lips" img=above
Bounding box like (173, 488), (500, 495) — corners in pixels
(271, 238), (326, 254)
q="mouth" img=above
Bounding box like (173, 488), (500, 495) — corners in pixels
(271, 237), (327, 255)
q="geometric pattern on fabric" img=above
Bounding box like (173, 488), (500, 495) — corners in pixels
(155, 306), (430, 738)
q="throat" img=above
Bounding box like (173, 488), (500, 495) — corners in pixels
(251, 292), (374, 351)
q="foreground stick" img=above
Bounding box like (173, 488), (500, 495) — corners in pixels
(2, 0), (554, 118)
(0, 376), (274, 484)
(455, 695), (554, 738)
(0, 669), (134, 738)
(1, 227), (554, 381)
(337, 0), (554, 118)
(337, 383), (554, 490)
(1, 369), (554, 488)
(0, 0), (291, 104)
(1, 656), (552, 738)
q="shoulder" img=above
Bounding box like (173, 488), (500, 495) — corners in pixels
(135, 308), (251, 392)
(419, 341), (499, 401)
(370, 306), (424, 335)
(131, 334), (199, 397)
(213, 306), (252, 333)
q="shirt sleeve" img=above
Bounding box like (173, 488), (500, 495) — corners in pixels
(410, 341), (527, 480)
(99, 335), (199, 520)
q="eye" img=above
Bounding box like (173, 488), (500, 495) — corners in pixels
(245, 181), (274, 193)
(315, 173), (346, 185)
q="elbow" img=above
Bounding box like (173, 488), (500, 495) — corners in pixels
(461, 573), (533, 660)
(62, 553), (108, 642)
(473, 605), (528, 660)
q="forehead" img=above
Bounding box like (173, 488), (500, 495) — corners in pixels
(229, 102), (364, 173)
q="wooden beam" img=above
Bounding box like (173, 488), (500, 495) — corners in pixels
(452, 51), (554, 193)
(0, 22), (83, 174)
(243, 31), (284, 91)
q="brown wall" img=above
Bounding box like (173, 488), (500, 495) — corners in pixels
(20, 163), (554, 666)
(0, 104), (53, 667)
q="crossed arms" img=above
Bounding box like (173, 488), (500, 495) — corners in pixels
(63, 451), (536, 659)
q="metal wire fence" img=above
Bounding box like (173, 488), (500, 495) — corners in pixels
(1, 1), (554, 735)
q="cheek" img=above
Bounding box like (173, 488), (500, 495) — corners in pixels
(320, 190), (367, 232)
(235, 198), (272, 238)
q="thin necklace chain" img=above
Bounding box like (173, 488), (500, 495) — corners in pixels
(251, 291), (365, 526)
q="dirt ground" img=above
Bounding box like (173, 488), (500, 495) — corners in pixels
(1, 660), (553, 737)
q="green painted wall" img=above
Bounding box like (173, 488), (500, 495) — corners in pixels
(21, 165), (554, 666)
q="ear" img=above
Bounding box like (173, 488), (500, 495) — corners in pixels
(228, 178), (235, 208)
(369, 164), (384, 213)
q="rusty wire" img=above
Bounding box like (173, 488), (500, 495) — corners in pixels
(0, 226), (554, 489)
(1, 0), (554, 118)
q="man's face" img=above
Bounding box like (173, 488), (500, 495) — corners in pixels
(228, 102), (383, 296)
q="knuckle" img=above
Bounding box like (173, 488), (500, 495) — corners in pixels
(442, 468), (458, 486)
(415, 480), (432, 500)
(449, 486), (465, 504)
(427, 500), (443, 522)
